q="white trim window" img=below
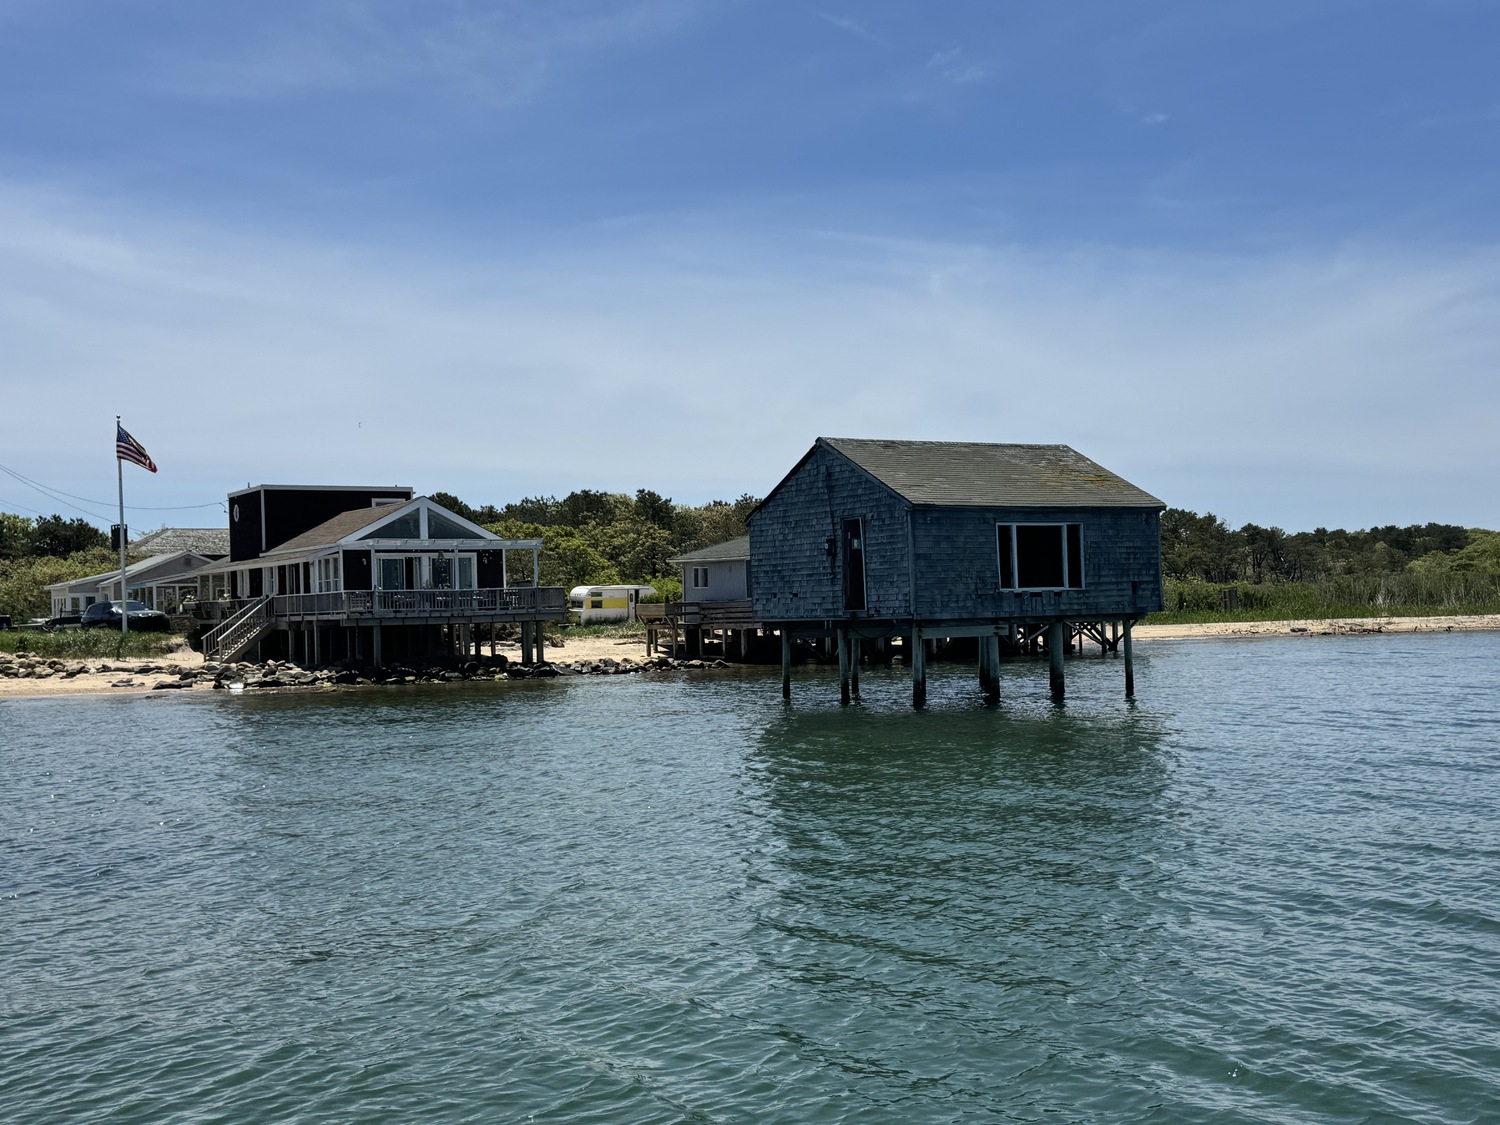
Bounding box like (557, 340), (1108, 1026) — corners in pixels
(691, 567), (709, 589)
(316, 555), (342, 593)
(998, 523), (1084, 590)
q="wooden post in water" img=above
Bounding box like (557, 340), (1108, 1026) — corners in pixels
(982, 633), (1001, 703)
(1048, 621), (1066, 701)
(837, 629), (851, 706)
(1123, 620), (1135, 699)
(977, 634), (992, 698)
(849, 635), (861, 699)
(911, 625), (927, 709)
(781, 629), (792, 701)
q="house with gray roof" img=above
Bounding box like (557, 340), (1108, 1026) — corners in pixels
(748, 437), (1165, 705)
(669, 535), (749, 604)
(188, 486), (565, 666)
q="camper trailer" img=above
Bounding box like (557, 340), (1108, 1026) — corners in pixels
(568, 584), (656, 624)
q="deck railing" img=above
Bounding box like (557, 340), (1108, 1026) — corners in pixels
(272, 586), (567, 618)
(638, 599), (758, 627)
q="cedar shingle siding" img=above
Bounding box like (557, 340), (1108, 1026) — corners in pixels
(749, 438), (1164, 625)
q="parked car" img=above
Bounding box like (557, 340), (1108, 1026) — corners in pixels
(43, 614), (82, 631)
(80, 600), (172, 633)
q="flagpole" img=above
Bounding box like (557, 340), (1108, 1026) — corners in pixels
(117, 415), (128, 639)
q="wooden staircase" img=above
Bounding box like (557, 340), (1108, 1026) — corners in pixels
(201, 596), (275, 663)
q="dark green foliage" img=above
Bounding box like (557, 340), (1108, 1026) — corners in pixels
(481, 488), (760, 590)
(634, 489), (674, 530)
(1161, 508), (1477, 585)
(0, 513), (110, 560)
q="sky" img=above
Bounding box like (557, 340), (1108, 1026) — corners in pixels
(2, 0), (1498, 534)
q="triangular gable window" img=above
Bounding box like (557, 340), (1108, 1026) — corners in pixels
(361, 510), (420, 539)
(427, 510), (485, 539)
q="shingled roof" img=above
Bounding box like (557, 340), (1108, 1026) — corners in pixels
(266, 506), (399, 554)
(821, 438), (1164, 508)
(668, 535), (749, 565)
(129, 527), (230, 557)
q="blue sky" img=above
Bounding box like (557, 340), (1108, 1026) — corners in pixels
(2, 0), (1498, 533)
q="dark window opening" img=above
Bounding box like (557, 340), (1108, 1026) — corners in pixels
(998, 523), (1084, 590)
(1016, 525), (1064, 588)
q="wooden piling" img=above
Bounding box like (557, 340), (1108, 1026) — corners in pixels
(1123, 620), (1135, 699)
(838, 629), (851, 706)
(911, 625), (927, 709)
(981, 633), (1001, 703)
(849, 636), (861, 699)
(781, 630), (792, 701)
(1048, 621), (1066, 701)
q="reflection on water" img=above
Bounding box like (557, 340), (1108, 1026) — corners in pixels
(3, 635), (1499, 1124)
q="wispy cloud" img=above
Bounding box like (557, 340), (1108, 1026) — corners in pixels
(3, 184), (1498, 527)
(926, 46), (989, 87)
(145, 0), (709, 105)
(814, 11), (887, 48)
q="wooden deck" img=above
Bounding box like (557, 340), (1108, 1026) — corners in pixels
(637, 599), (761, 658)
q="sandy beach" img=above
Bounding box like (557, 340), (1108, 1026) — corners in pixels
(4, 614), (1499, 700)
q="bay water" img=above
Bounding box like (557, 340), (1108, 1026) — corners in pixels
(4, 632), (1499, 1123)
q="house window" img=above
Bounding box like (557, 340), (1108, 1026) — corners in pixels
(316, 556), (342, 593)
(998, 523), (1084, 590)
(692, 567), (709, 589)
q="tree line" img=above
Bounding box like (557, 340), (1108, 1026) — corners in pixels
(1162, 509), (1498, 584)
(433, 488), (760, 598)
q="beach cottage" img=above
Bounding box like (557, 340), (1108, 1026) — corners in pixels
(46, 549), (226, 618)
(749, 437), (1165, 705)
(191, 486), (567, 665)
(638, 536), (762, 658)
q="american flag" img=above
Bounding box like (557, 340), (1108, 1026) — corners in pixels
(116, 423), (157, 473)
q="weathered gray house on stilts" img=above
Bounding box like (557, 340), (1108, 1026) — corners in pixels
(749, 438), (1165, 706)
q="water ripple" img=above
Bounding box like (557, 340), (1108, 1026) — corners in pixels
(3, 633), (1498, 1123)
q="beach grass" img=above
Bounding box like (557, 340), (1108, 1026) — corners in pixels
(0, 629), (184, 660)
(1147, 576), (1500, 625)
(559, 621), (649, 639)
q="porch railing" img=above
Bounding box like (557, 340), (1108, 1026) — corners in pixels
(272, 586), (567, 618)
(638, 599), (758, 627)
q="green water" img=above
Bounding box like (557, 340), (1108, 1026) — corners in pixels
(4, 633), (1498, 1123)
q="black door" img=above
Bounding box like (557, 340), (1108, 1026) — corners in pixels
(841, 518), (866, 612)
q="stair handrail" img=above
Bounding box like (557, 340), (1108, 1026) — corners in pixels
(201, 595), (272, 661)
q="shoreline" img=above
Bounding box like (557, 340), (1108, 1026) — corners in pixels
(4, 614), (1499, 701)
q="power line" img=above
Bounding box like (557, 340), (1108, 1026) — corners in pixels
(0, 462), (226, 520)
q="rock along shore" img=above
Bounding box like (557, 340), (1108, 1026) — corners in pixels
(0, 648), (729, 698)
